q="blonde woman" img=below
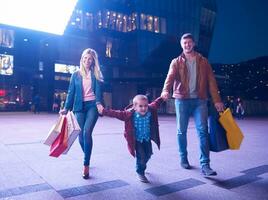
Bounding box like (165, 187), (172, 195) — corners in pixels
(60, 48), (104, 179)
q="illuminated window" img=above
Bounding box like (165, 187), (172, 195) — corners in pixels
(146, 15), (153, 31)
(0, 28), (14, 48)
(122, 15), (127, 32)
(109, 12), (117, 30)
(130, 13), (138, 31)
(102, 10), (110, 28)
(140, 13), (146, 30)
(54, 75), (71, 81)
(0, 54), (14, 75)
(154, 17), (160, 33)
(70, 9), (83, 29)
(116, 13), (123, 31)
(97, 11), (102, 28)
(106, 40), (112, 58)
(54, 63), (79, 74)
(85, 12), (94, 31)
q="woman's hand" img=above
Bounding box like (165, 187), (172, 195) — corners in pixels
(96, 104), (104, 115)
(59, 108), (68, 115)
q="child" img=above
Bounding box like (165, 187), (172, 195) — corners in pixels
(99, 95), (163, 183)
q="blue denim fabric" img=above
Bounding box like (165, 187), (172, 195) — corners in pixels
(135, 140), (152, 175)
(75, 101), (98, 166)
(175, 98), (209, 166)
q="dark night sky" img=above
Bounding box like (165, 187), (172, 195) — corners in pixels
(209, 0), (268, 64)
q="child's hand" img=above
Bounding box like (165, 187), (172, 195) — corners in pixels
(97, 104), (104, 114)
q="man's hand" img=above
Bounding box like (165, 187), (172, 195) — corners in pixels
(161, 91), (169, 101)
(214, 102), (224, 112)
(97, 104), (104, 114)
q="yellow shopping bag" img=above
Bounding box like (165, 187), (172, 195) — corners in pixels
(219, 108), (244, 149)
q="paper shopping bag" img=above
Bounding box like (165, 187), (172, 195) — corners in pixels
(44, 115), (65, 145)
(49, 116), (68, 157)
(219, 108), (244, 149)
(63, 111), (81, 154)
(208, 107), (229, 152)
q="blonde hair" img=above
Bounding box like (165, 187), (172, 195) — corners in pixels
(133, 94), (148, 105)
(79, 48), (103, 81)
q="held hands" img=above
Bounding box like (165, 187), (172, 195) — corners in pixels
(214, 102), (225, 112)
(59, 105), (104, 115)
(161, 91), (169, 101)
(97, 104), (104, 115)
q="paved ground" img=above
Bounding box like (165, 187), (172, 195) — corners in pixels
(0, 112), (267, 200)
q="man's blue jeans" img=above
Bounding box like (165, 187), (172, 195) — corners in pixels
(75, 101), (98, 166)
(135, 140), (152, 175)
(175, 98), (210, 166)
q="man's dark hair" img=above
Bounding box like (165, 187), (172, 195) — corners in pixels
(181, 33), (195, 42)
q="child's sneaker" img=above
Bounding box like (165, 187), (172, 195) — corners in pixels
(137, 174), (149, 183)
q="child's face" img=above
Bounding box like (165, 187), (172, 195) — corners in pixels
(134, 99), (148, 116)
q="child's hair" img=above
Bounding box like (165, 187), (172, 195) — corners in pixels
(133, 94), (148, 105)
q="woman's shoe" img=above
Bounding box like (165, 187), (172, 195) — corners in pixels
(82, 173), (89, 179)
(82, 166), (89, 179)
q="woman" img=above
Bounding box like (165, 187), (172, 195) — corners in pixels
(60, 48), (104, 179)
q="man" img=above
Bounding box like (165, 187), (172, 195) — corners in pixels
(161, 33), (224, 176)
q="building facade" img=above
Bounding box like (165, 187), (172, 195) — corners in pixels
(0, 0), (217, 111)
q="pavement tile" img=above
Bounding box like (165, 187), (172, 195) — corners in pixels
(0, 113), (267, 200)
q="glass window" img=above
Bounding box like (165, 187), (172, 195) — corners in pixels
(104, 37), (120, 58)
(127, 16), (132, 31)
(160, 18), (166, 34)
(200, 8), (216, 31)
(109, 12), (117, 30)
(102, 10), (110, 28)
(0, 28), (14, 48)
(112, 38), (119, 58)
(69, 9), (83, 29)
(54, 63), (79, 74)
(146, 15), (153, 31)
(140, 13), (147, 30)
(122, 15), (128, 32)
(105, 39), (112, 58)
(97, 11), (102, 28)
(131, 13), (138, 31)
(85, 12), (94, 31)
(116, 13), (123, 31)
(153, 17), (160, 33)
(0, 54), (13, 75)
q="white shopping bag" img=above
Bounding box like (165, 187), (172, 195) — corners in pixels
(44, 115), (65, 146)
(63, 111), (81, 154)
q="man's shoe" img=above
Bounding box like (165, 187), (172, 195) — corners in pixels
(137, 174), (149, 183)
(180, 160), (191, 169)
(201, 165), (217, 176)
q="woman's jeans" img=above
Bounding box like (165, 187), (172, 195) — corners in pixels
(75, 101), (98, 166)
(175, 98), (210, 167)
(135, 140), (152, 175)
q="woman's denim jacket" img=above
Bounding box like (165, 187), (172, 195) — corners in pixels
(64, 71), (103, 112)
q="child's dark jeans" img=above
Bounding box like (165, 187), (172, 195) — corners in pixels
(135, 140), (153, 175)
